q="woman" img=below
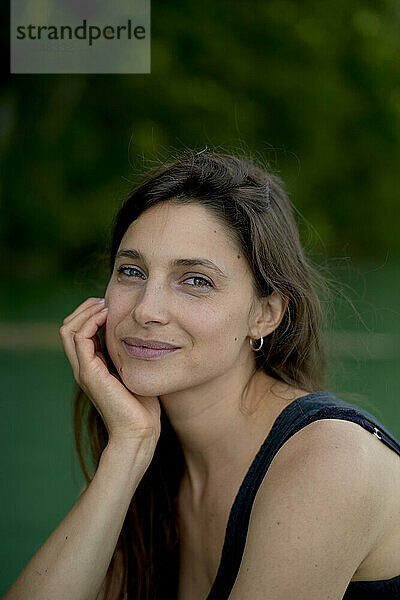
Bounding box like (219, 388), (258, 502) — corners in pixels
(5, 149), (400, 600)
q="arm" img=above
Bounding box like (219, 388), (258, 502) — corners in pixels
(3, 438), (154, 600)
(228, 419), (384, 600)
(95, 548), (125, 600)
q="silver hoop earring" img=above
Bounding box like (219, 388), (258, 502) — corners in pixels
(249, 336), (264, 351)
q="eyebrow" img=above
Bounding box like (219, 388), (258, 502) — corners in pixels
(115, 248), (229, 279)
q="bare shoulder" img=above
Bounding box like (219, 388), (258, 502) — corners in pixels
(268, 415), (389, 474)
(228, 417), (389, 599)
(264, 416), (382, 504)
(268, 416), (400, 577)
(265, 416), (389, 527)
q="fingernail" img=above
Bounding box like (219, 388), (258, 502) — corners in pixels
(97, 298), (105, 303)
(101, 307), (109, 312)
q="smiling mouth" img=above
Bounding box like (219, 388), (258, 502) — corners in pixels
(122, 341), (179, 360)
(122, 337), (180, 350)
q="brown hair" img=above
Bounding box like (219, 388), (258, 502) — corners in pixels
(73, 148), (330, 599)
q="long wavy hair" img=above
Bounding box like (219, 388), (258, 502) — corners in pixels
(73, 148), (331, 599)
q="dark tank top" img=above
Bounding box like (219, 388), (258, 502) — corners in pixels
(205, 391), (400, 600)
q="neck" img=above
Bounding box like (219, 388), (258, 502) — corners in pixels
(159, 359), (285, 501)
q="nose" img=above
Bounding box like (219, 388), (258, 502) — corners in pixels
(131, 279), (170, 326)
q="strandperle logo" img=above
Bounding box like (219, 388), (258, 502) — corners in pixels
(15, 19), (146, 46)
(11, 0), (150, 74)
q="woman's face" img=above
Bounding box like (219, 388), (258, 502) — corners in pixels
(104, 201), (259, 397)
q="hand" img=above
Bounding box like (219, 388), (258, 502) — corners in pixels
(59, 297), (161, 448)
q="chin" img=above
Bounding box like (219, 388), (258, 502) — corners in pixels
(122, 370), (216, 400)
(119, 370), (175, 398)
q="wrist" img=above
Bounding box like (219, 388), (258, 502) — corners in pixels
(104, 434), (157, 467)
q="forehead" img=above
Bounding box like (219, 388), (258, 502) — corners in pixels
(120, 202), (244, 268)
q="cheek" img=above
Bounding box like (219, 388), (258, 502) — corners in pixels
(104, 291), (129, 348)
(188, 300), (248, 349)
(105, 287), (130, 316)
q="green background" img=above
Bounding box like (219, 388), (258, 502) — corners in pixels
(1, 0), (399, 594)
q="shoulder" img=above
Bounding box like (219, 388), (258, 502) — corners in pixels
(270, 417), (383, 511)
(258, 417), (380, 527)
(269, 416), (377, 473)
(228, 418), (384, 600)
(268, 417), (389, 535)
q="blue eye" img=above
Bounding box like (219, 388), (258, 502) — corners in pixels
(117, 266), (213, 288)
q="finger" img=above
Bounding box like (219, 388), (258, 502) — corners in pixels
(63, 300), (107, 336)
(63, 297), (102, 326)
(74, 308), (109, 379)
(63, 297), (105, 326)
(60, 302), (107, 377)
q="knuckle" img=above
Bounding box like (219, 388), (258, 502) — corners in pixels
(59, 324), (68, 336)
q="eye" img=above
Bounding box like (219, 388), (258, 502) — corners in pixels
(183, 276), (213, 289)
(117, 266), (140, 277)
(117, 266), (213, 288)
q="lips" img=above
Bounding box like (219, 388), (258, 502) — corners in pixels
(122, 336), (180, 350)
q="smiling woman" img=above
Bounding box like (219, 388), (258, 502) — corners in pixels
(5, 148), (400, 600)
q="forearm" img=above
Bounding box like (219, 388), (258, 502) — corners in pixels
(4, 439), (153, 600)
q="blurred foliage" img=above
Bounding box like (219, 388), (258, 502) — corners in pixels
(1, 0), (399, 282)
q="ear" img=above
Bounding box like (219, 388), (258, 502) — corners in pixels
(248, 291), (289, 340)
